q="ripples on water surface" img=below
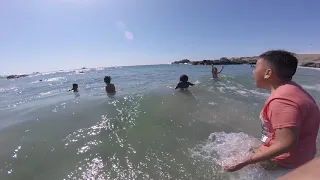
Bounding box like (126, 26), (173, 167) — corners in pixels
(1, 65), (320, 180)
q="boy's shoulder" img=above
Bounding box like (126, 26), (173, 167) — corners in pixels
(273, 83), (307, 98)
(267, 82), (316, 107)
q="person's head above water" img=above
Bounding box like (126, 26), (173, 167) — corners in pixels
(179, 74), (189, 82)
(71, 83), (78, 91)
(253, 50), (298, 90)
(104, 76), (112, 84)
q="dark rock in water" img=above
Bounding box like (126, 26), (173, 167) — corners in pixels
(7, 74), (28, 79)
(171, 59), (191, 64)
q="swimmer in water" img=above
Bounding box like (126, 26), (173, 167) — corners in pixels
(175, 74), (195, 90)
(69, 83), (78, 92)
(212, 65), (224, 78)
(104, 76), (116, 94)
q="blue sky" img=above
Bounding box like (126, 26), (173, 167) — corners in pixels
(1, 0), (319, 74)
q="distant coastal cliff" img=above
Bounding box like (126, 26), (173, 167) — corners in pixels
(172, 54), (320, 68)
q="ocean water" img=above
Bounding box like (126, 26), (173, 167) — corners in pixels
(1, 65), (320, 180)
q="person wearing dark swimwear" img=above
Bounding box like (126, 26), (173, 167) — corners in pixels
(175, 74), (195, 89)
(104, 76), (116, 94)
(69, 83), (79, 92)
(212, 65), (224, 78)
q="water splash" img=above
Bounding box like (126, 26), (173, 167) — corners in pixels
(191, 132), (290, 180)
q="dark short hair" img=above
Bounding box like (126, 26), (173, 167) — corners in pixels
(104, 76), (111, 83)
(73, 83), (78, 87)
(259, 50), (298, 80)
(180, 74), (188, 82)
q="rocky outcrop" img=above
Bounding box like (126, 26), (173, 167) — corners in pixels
(300, 62), (320, 68)
(7, 74), (28, 79)
(172, 59), (191, 64)
(172, 54), (320, 68)
(172, 57), (258, 65)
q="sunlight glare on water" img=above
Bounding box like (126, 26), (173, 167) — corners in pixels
(0, 65), (320, 179)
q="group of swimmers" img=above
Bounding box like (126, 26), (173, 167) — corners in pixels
(68, 76), (116, 94)
(69, 64), (224, 93)
(66, 50), (320, 178)
(175, 65), (224, 89)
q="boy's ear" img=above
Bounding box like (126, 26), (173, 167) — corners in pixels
(264, 68), (273, 79)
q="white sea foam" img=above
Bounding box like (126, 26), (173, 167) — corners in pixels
(298, 66), (320, 71)
(208, 102), (217, 106)
(217, 87), (226, 93)
(191, 132), (291, 180)
(236, 90), (248, 96)
(0, 87), (19, 93)
(44, 77), (66, 82)
(248, 90), (269, 98)
(223, 83), (269, 98)
(194, 80), (201, 84)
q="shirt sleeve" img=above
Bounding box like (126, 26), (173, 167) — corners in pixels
(268, 98), (301, 129)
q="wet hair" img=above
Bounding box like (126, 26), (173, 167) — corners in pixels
(104, 76), (111, 83)
(72, 83), (78, 88)
(179, 74), (188, 82)
(259, 50), (298, 80)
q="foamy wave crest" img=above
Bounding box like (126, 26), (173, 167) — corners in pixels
(223, 83), (269, 98)
(0, 87), (19, 93)
(298, 66), (320, 71)
(95, 67), (105, 71)
(191, 132), (290, 180)
(44, 77), (66, 82)
(28, 71), (58, 77)
(248, 90), (269, 98)
(302, 84), (320, 92)
(194, 80), (201, 84)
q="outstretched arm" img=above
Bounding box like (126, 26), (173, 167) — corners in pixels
(175, 83), (180, 89)
(189, 82), (195, 86)
(224, 100), (300, 172)
(218, 65), (224, 74)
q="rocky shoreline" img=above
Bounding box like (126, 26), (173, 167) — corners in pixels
(172, 57), (257, 66)
(172, 54), (320, 68)
(6, 74), (29, 79)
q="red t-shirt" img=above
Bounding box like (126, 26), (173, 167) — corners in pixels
(259, 82), (320, 168)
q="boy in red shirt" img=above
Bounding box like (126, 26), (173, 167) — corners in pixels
(224, 50), (320, 172)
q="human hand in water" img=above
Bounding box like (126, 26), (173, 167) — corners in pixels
(223, 157), (252, 172)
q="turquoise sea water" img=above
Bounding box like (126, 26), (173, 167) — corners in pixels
(1, 65), (320, 180)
